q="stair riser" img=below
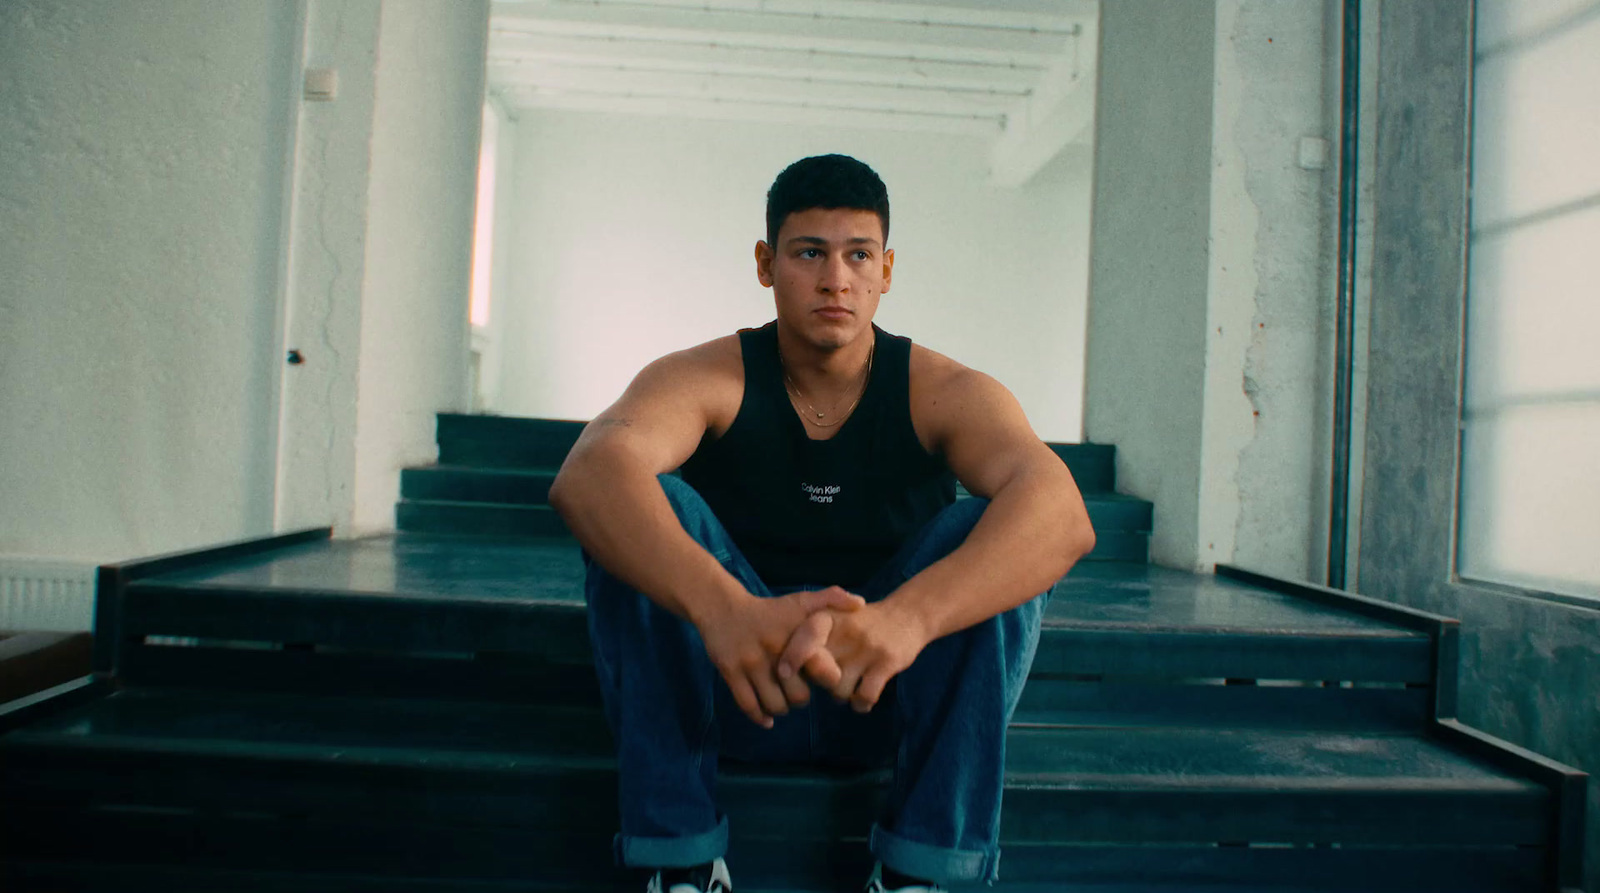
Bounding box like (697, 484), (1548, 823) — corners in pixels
(436, 415), (1120, 494)
(113, 646), (1432, 729)
(436, 416), (584, 470)
(400, 469), (555, 505)
(2, 750), (1550, 848)
(396, 502), (569, 538)
(4, 812), (1553, 892)
(400, 473), (1152, 534)
(395, 501), (1149, 560)
(116, 590), (1436, 686)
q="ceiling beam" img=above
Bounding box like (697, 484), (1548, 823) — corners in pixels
(495, 88), (1004, 135)
(495, 0), (1092, 33)
(988, 14), (1097, 186)
(491, 0), (1076, 65)
(488, 31), (1045, 93)
(490, 62), (1017, 116)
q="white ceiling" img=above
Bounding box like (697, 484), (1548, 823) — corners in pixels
(487, 0), (1100, 184)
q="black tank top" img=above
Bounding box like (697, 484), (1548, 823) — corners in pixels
(679, 321), (956, 589)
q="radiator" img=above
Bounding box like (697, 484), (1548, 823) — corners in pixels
(0, 558), (97, 632)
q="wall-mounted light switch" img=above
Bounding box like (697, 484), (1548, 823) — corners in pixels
(304, 68), (339, 102)
(1298, 136), (1330, 171)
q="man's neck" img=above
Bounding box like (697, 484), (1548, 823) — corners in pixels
(774, 324), (875, 391)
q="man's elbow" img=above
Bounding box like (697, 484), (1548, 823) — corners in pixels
(1071, 515), (1097, 563)
(547, 475), (571, 519)
(547, 460), (582, 517)
(1054, 488), (1096, 570)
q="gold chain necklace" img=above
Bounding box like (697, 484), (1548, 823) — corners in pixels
(779, 339), (875, 428)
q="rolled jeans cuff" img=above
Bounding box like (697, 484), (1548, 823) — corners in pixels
(870, 822), (1000, 886)
(615, 815), (729, 869)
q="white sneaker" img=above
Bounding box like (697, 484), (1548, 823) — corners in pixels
(646, 857), (732, 893)
(865, 861), (945, 893)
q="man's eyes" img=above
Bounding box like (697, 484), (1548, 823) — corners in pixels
(796, 249), (873, 260)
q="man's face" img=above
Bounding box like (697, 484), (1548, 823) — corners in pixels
(755, 207), (894, 353)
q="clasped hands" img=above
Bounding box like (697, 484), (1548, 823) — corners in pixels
(697, 586), (929, 729)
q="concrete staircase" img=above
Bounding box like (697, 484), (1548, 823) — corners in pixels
(396, 414), (1154, 562)
(0, 413), (1585, 892)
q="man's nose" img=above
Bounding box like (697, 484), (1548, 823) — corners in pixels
(818, 255), (850, 293)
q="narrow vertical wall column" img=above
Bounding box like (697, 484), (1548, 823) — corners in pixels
(351, 0), (488, 533)
(275, 0), (489, 535)
(274, 0), (384, 534)
(1196, 0), (1334, 581)
(1083, 0), (1216, 569)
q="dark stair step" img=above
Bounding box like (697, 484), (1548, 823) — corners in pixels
(434, 413), (1122, 494)
(111, 537), (1434, 689)
(395, 498), (568, 537)
(395, 496), (1149, 560)
(402, 466), (1152, 535)
(400, 465), (557, 505)
(5, 837), (1552, 893)
(436, 414), (586, 470)
(0, 630), (93, 704)
(0, 690), (1552, 890)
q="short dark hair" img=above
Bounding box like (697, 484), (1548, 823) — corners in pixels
(765, 154), (890, 248)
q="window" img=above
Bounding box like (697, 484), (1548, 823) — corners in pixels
(1459, 0), (1600, 601)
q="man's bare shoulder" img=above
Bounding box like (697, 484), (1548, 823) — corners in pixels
(672, 333), (743, 369)
(907, 343), (1000, 450)
(907, 343), (995, 405)
(636, 333), (745, 435)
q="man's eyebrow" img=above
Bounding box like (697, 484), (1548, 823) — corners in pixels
(784, 235), (882, 248)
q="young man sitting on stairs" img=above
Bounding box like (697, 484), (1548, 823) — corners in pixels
(549, 154), (1096, 893)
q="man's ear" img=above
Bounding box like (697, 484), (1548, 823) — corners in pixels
(880, 247), (894, 294)
(755, 240), (775, 288)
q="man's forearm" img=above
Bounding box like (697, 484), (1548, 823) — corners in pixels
(549, 446), (748, 626)
(883, 468), (1093, 644)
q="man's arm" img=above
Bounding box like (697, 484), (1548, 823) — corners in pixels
(549, 345), (862, 728)
(884, 361), (1095, 640)
(548, 348), (737, 622)
(780, 356), (1095, 711)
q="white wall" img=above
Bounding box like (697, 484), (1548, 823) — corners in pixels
(1084, 0), (1215, 568)
(0, 1), (298, 561)
(476, 96), (518, 414)
(350, 0), (487, 532)
(1, 0), (491, 566)
(492, 109), (1092, 442)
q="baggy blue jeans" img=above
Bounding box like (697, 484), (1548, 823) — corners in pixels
(583, 474), (1048, 886)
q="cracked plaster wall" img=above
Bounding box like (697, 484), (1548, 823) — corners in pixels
(1199, 0), (1336, 580)
(274, 0), (486, 536)
(275, 0), (382, 535)
(0, 1), (298, 561)
(1088, 0), (1335, 576)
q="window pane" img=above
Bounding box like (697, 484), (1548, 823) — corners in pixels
(1471, 13), (1600, 231)
(1459, 403), (1600, 600)
(1465, 203), (1600, 409)
(1476, 0), (1598, 52)
(1463, 2), (1600, 601)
